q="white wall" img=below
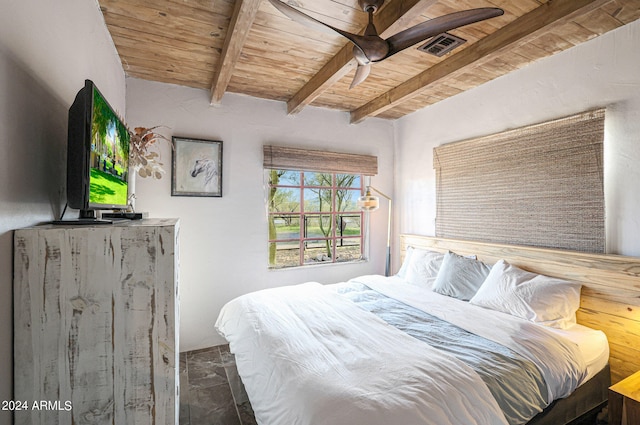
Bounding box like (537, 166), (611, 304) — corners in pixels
(0, 1), (125, 422)
(126, 78), (395, 351)
(396, 19), (640, 257)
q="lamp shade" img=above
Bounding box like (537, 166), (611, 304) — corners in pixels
(357, 192), (380, 211)
(357, 184), (391, 276)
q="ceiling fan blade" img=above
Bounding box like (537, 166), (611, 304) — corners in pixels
(350, 63), (371, 89)
(267, 0), (350, 38)
(267, 0), (388, 62)
(267, 0), (390, 63)
(385, 8), (504, 58)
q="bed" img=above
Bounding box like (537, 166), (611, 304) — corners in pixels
(215, 236), (640, 425)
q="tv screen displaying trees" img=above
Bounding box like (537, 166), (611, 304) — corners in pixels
(89, 86), (130, 207)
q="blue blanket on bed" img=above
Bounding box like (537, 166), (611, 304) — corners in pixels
(334, 281), (548, 425)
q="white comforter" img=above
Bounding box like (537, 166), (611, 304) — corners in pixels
(215, 277), (586, 425)
(353, 275), (587, 403)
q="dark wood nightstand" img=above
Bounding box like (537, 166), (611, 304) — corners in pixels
(609, 370), (640, 425)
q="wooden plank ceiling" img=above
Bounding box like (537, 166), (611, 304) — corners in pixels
(98, 0), (640, 123)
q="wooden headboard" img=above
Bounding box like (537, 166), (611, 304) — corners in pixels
(400, 234), (640, 384)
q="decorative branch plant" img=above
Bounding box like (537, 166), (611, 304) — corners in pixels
(129, 126), (172, 179)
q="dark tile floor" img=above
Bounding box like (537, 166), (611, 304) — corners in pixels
(180, 345), (257, 425)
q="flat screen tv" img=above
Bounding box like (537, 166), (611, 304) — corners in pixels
(62, 79), (130, 222)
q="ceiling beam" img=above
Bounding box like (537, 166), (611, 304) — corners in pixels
(286, 0), (438, 115)
(210, 0), (261, 105)
(350, 0), (611, 124)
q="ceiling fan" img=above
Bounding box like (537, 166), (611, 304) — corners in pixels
(267, 0), (504, 88)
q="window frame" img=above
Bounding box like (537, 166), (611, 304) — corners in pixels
(267, 170), (366, 269)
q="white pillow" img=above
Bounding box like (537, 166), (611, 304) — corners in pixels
(397, 247), (444, 288)
(432, 251), (491, 301)
(396, 246), (415, 279)
(469, 260), (582, 329)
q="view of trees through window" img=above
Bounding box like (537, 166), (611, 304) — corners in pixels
(267, 170), (364, 268)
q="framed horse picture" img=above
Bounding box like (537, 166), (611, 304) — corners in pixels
(171, 137), (223, 197)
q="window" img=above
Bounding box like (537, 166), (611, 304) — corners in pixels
(267, 170), (365, 269)
(263, 145), (377, 269)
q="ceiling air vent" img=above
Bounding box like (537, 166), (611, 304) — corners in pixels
(418, 32), (467, 57)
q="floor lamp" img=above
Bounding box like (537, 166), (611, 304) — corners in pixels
(357, 185), (392, 276)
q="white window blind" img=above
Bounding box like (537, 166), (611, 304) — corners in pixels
(433, 109), (605, 253)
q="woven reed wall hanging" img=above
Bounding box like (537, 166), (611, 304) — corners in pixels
(433, 109), (605, 253)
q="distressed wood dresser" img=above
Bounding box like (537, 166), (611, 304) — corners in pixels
(14, 219), (180, 424)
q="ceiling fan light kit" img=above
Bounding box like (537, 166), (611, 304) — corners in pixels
(267, 0), (503, 88)
(358, 0), (385, 13)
